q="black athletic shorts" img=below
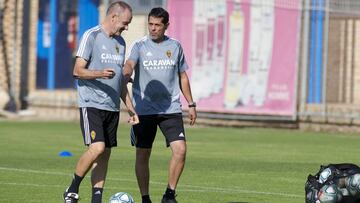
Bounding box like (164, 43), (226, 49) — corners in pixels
(130, 113), (185, 148)
(79, 107), (119, 148)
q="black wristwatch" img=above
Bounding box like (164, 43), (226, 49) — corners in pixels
(188, 102), (196, 108)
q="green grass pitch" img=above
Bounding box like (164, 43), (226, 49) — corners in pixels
(1, 121), (360, 202)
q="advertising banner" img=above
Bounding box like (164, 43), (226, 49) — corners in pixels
(167, 0), (301, 117)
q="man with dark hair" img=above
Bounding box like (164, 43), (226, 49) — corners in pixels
(123, 7), (197, 203)
(63, 1), (138, 203)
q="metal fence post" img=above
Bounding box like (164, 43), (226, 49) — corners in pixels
(300, 0), (310, 114)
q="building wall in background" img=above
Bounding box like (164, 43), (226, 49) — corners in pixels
(27, 0), (150, 119)
(3, 0), (360, 131)
(0, 0), (24, 111)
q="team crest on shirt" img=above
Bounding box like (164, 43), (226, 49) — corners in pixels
(115, 45), (119, 53)
(91, 130), (96, 140)
(166, 50), (172, 58)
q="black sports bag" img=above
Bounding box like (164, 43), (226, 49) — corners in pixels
(305, 163), (360, 203)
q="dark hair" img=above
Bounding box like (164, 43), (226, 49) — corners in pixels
(106, 1), (132, 15)
(148, 7), (169, 25)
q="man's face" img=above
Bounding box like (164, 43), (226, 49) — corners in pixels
(113, 9), (132, 36)
(148, 16), (168, 41)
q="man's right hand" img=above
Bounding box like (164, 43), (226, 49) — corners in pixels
(128, 110), (139, 125)
(102, 68), (116, 79)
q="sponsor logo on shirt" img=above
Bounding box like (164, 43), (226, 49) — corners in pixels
(143, 59), (175, 70)
(101, 53), (123, 64)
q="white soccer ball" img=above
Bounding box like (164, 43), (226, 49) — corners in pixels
(109, 192), (134, 203)
(318, 184), (343, 203)
(345, 173), (360, 198)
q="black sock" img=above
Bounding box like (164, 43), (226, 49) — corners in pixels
(91, 187), (103, 203)
(68, 173), (84, 193)
(142, 195), (151, 203)
(164, 187), (175, 199)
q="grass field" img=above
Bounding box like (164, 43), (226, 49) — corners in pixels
(1, 121), (360, 202)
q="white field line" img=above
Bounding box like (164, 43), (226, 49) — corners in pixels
(0, 166), (302, 198)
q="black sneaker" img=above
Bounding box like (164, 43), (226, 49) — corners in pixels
(161, 194), (178, 203)
(63, 188), (79, 203)
(142, 199), (152, 203)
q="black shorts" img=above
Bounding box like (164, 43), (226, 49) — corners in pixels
(130, 113), (185, 148)
(79, 107), (119, 148)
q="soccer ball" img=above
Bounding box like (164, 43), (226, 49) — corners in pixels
(345, 173), (360, 198)
(319, 168), (332, 184)
(318, 184), (342, 203)
(109, 192), (134, 203)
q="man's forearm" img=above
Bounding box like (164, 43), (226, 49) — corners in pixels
(123, 67), (132, 81)
(73, 69), (104, 80)
(180, 74), (194, 104)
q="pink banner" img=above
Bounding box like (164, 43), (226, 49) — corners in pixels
(168, 0), (301, 117)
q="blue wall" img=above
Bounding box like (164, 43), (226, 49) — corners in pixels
(308, 0), (325, 103)
(36, 0), (100, 89)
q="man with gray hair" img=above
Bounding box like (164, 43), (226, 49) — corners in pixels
(63, 2), (137, 203)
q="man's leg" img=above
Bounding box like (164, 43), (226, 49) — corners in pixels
(158, 113), (186, 203)
(168, 140), (186, 189)
(91, 148), (111, 203)
(75, 142), (106, 178)
(131, 114), (157, 203)
(135, 148), (152, 198)
(64, 142), (106, 202)
(161, 140), (186, 203)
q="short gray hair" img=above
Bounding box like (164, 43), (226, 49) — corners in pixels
(106, 1), (132, 16)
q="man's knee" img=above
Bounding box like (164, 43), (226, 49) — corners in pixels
(89, 142), (106, 156)
(170, 141), (187, 159)
(136, 148), (152, 162)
